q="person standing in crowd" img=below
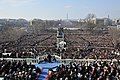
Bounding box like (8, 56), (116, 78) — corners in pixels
(47, 54), (52, 63)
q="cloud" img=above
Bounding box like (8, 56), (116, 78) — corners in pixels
(1, 0), (34, 6)
(2, 0), (23, 3)
(64, 5), (72, 9)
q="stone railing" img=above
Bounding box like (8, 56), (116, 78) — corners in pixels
(0, 58), (119, 65)
(0, 58), (39, 64)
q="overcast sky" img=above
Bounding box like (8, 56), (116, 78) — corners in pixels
(0, 0), (120, 20)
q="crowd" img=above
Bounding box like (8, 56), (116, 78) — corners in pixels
(0, 29), (119, 59)
(61, 30), (120, 59)
(0, 60), (41, 80)
(47, 61), (120, 80)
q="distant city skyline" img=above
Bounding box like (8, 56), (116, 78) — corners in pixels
(0, 0), (120, 20)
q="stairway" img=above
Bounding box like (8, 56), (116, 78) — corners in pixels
(38, 68), (49, 80)
(35, 62), (61, 80)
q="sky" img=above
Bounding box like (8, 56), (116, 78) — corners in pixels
(0, 0), (120, 20)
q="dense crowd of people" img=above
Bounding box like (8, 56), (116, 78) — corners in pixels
(0, 29), (119, 59)
(0, 18), (120, 80)
(0, 60), (41, 80)
(47, 61), (120, 80)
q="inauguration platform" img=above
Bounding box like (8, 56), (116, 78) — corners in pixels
(35, 61), (61, 80)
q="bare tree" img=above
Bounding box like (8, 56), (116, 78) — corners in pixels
(86, 13), (96, 20)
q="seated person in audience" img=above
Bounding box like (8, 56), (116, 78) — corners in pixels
(53, 56), (57, 62)
(44, 56), (48, 62)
